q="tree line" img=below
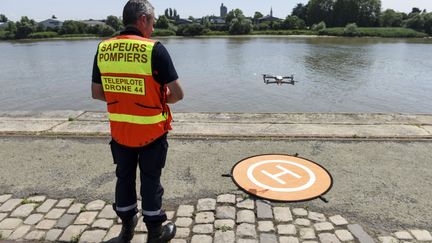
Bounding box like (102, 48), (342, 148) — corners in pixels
(153, 1), (432, 36)
(296, 0), (431, 34)
(1, 0), (432, 39)
(0, 15), (123, 40)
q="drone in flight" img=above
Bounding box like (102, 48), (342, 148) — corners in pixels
(262, 74), (297, 85)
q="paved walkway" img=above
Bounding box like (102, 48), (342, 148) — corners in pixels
(1, 111), (432, 242)
(1, 192), (432, 243)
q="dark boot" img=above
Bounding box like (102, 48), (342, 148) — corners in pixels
(146, 222), (176, 243)
(117, 215), (138, 243)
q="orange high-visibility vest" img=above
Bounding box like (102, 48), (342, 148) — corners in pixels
(97, 35), (172, 147)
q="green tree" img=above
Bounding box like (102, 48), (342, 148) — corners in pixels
(0, 14), (8, 22)
(272, 21), (284, 30)
(308, 0), (335, 26)
(283, 15), (306, 29)
(333, 0), (359, 27)
(312, 21), (326, 31)
(403, 13), (424, 31)
(332, 0), (381, 27)
(86, 24), (100, 34)
(164, 8), (179, 20)
(292, 3), (309, 24)
(253, 11), (263, 24)
(229, 17), (252, 35)
(155, 15), (170, 29)
(410, 7), (421, 16)
(200, 16), (210, 27)
(379, 9), (403, 27)
(424, 12), (432, 35)
(177, 23), (205, 36)
(255, 22), (270, 31)
(6, 21), (16, 31)
(99, 25), (115, 37)
(225, 9), (244, 24)
(173, 9), (179, 20)
(5, 21), (17, 35)
(36, 24), (46, 32)
(46, 26), (60, 32)
(15, 16), (37, 39)
(79, 24), (114, 36)
(357, 0), (381, 27)
(106, 15), (122, 31)
(344, 23), (358, 36)
(60, 20), (78, 34)
(60, 20), (87, 34)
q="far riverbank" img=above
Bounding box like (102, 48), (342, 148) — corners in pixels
(0, 27), (430, 42)
(2, 33), (431, 43)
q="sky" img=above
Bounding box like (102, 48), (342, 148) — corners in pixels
(1, 0), (432, 22)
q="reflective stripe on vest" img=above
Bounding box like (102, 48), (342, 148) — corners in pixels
(109, 112), (169, 125)
(97, 35), (172, 147)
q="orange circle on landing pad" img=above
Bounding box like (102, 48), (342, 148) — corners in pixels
(232, 154), (332, 202)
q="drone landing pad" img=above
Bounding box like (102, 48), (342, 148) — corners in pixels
(232, 154), (333, 202)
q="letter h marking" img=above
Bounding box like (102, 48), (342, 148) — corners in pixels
(261, 165), (301, 185)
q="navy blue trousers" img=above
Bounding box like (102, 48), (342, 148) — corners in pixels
(110, 134), (168, 225)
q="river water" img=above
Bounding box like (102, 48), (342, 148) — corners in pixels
(1, 36), (431, 113)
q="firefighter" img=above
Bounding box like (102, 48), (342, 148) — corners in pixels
(91, 0), (184, 242)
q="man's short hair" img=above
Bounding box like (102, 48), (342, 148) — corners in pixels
(123, 0), (154, 26)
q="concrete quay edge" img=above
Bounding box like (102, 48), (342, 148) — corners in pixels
(0, 110), (432, 140)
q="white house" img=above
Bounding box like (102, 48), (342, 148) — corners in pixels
(209, 16), (226, 24)
(38, 18), (63, 29)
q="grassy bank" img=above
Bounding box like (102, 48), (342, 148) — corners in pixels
(201, 30), (318, 36)
(153, 27), (429, 38)
(319, 27), (428, 38)
(1, 27), (430, 40)
(0, 30), (101, 41)
(251, 30), (317, 35)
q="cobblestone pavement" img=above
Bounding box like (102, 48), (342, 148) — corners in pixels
(0, 193), (431, 243)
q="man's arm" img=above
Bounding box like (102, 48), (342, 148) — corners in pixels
(92, 83), (106, 102)
(166, 80), (183, 104)
(152, 43), (183, 104)
(91, 51), (106, 102)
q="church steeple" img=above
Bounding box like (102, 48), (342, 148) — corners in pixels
(270, 7), (273, 17)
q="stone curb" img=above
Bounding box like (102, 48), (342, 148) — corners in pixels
(0, 192), (431, 242)
(0, 111), (432, 140)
